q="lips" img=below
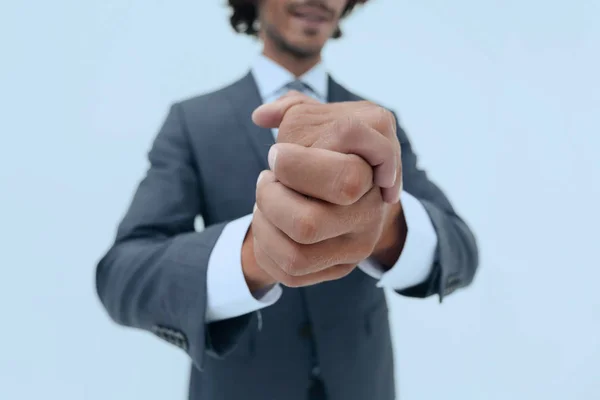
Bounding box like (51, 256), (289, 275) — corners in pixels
(291, 5), (331, 22)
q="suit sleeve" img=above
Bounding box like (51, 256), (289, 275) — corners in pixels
(95, 103), (255, 370)
(392, 114), (480, 301)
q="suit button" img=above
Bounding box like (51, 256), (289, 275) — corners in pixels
(299, 323), (312, 339)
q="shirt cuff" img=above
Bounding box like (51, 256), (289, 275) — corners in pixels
(358, 191), (438, 290)
(205, 214), (283, 323)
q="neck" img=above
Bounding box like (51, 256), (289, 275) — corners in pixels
(262, 42), (321, 77)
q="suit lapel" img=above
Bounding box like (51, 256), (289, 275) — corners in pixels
(327, 75), (358, 103)
(225, 72), (274, 170)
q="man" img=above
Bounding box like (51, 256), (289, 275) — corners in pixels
(95, 0), (479, 399)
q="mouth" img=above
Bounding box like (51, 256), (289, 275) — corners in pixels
(290, 5), (332, 26)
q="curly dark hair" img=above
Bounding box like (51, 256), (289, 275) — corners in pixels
(228, 0), (365, 39)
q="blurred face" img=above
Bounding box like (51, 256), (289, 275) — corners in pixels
(258, 0), (348, 59)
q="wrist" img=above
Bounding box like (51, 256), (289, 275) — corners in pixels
(242, 225), (278, 292)
(371, 202), (407, 269)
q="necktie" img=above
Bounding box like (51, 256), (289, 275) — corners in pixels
(284, 79), (318, 98)
(285, 79), (313, 96)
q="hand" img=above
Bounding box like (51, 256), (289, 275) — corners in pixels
(252, 91), (403, 203)
(241, 91), (405, 289)
(250, 146), (398, 287)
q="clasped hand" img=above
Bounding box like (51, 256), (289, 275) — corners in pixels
(245, 91), (403, 288)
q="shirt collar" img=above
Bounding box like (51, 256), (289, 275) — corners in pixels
(251, 54), (328, 101)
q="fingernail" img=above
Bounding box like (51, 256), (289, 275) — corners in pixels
(391, 170), (397, 187)
(251, 104), (268, 123)
(268, 145), (278, 170)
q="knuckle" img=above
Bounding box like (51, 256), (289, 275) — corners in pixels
(291, 212), (320, 244)
(380, 107), (395, 124)
(337, 163), (366, 205)
(330, 116), (359, 146)
(378, 107), (396, 135)
(334, 114), (354, 135)
(280, 244), (307, 276)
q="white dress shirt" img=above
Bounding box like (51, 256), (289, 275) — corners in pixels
(204, 55), (438, 323)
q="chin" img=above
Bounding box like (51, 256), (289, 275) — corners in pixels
(266, 23), (329, 59)
(286, 41), (323, 59)
(285, 34), (328, 55)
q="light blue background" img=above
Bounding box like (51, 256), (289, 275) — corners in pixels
(1, 0), (598, 399)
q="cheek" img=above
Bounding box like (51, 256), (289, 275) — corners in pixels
(334, 0), (349, 15)
(263, 5), (286, 28)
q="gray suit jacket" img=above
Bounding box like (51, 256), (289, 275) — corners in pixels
(96, 72), (478, 400)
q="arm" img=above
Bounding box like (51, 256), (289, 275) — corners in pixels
(359, 191), (437, 290)
(206, 214), (281, 323)
(95, 104), (272, 370)
(364, 117), (479, 301)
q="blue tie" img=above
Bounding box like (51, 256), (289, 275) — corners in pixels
(285, 80), (312, 95)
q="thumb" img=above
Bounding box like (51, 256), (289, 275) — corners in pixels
(252, 90), (320, 128)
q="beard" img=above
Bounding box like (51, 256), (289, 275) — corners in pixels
(263, 21), (321, 60)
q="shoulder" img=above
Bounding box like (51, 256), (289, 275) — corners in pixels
(331, 77), (396, 113)
(166, 73), (250, 133)
(175, 75), (245, 114)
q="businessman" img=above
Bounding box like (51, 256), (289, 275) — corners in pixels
(96, 1), (479, 399)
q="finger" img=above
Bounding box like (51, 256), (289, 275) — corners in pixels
(340, 102), (397, 143)
(252, 207), (363, 279)
(312, 118), (397, 189)
(268, 143), (373, 206)
(257, 170), (385, 244)
(253, 233), (356, 288)
(381, 139), (402, 204)
(252, 91), (321, 129)
(256, 170), (347, 243)
(329, 103), (399, 194)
